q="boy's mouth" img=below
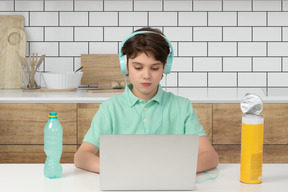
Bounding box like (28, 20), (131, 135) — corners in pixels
(141, 83), (151, 87)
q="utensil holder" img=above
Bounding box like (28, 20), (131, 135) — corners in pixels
(20, 67), (41, 89)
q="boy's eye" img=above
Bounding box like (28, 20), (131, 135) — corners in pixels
(134, 67), (142, 70)
(152, 68), (160, 71)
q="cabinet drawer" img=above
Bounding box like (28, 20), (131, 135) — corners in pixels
(193, 104), (212, 143)
(213, 104), (288, 144)
(0, 104), (77, 144)
(78, 104), (100, 144)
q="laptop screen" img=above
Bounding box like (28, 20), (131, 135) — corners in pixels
(100, 134), (199, 191)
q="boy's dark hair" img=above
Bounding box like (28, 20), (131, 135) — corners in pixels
(121, 27), (170, 70)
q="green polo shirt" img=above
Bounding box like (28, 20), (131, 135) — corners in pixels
(83, 84), (206, 148)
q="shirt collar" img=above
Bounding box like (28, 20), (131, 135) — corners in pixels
(123, 84), (164, 107)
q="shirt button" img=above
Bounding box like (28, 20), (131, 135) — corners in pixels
(143, 119), (147, 123)
(143, 108), (147, 111)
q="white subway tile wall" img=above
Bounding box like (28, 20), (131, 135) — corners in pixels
(179, 73), (207, 87)
(25, 27), (44, 42)
(253, 0), (281, 12)
(2, 0), (288, 87)
(74, 27), (103, 41)
(74, 0), (103, 11)
(179, 42), (207, 56)
(90, 12), (118, 26)
(104, 0), (133, 11)
(208, 12), (237, 26)
(0, 1), (14, 11)
(45, 1), (73, 12)
(60, 42), (88, 56)
(30, 12), (58, 26)
(45, 57), (74, 73)
(238, 73), (266, 87)
(193, 0), (222, 12)
(89, 42), (118, 54)
(223, 27), (251, 41)
(29, 42), (58, 56)
(238, 12), (266, 26)
(164, 27), (192, 41)
(253, 58), (282, 72)
(119, 12), (147, 26)
(134, 0), (162, 11)
(268, 12), (288, 26)
(160, 73), (178, 87)
(45, 27), (73, 42)
(164, 0), (192, 11)
(208, 42), (237, 56)
(15, 1), (43, 12)
(149, 12), (177, 26)
(223, 58), (252, 72)
(60, 12), (88, 26)
(171, 57), (193, 72)
(223, 0), (251, 11)
(194, 27), (222, 42)
(208, 73), (237, 87)
(179, 12), (207, 26)
(283, 58), (288, 71)
(253, 27), (281, 42)
(193, 58), (222, 72)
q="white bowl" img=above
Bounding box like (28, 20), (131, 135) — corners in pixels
(42, 72), (83, 89)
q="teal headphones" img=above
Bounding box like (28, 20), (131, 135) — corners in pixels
(119, 31), (174, 75)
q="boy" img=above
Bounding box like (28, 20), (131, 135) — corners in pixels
(74, 27), (219, 173)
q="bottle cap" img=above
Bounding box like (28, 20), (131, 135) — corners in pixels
(49, 112), (57, 117)
(240, 93), (263, 115)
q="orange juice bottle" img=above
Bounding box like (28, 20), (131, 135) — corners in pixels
(240, 114), (264, 184)
(240, 93), (264, 184)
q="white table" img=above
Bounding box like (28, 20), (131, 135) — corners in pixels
(0, 164), (287, 192)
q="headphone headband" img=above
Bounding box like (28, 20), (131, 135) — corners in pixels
(119, 31), (174, 74)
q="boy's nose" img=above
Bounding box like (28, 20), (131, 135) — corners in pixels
(143, 69), (151, 79)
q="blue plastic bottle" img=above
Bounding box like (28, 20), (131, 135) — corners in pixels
(44, 112), (63, 179)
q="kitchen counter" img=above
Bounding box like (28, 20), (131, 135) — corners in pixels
(0, 164), (287, 192)
(0, 87), (288, 103)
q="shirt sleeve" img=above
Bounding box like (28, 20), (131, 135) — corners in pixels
(83, 103), (112, 148)
(184, 99), (206, 136)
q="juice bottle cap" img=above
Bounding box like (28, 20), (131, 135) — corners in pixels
(49, 112), (57, 117)
(240, 93), (263, 115)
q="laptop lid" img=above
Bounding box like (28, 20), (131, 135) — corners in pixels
(100, 134), (199, 191)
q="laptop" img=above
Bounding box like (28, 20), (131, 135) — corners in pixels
(100, 134), (199, 191)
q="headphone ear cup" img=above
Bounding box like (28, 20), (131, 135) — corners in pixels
(164, 55), (173, 74)
(119, 54), (126, 74)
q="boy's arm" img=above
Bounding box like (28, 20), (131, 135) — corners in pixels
(197, 136), (219, 173)
(74, 142), (100, 173)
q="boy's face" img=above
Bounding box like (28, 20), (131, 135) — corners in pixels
(127, 52), (164, 101)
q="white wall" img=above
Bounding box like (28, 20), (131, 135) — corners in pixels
(1, 0), (288, 88)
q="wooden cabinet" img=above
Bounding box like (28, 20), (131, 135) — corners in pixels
(77, 104), (100, 145)
(1, 103), (288, 164)
(213, 104), (288, 163)
(193, 104), (212, 143)
(0, 104), (77, 163)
